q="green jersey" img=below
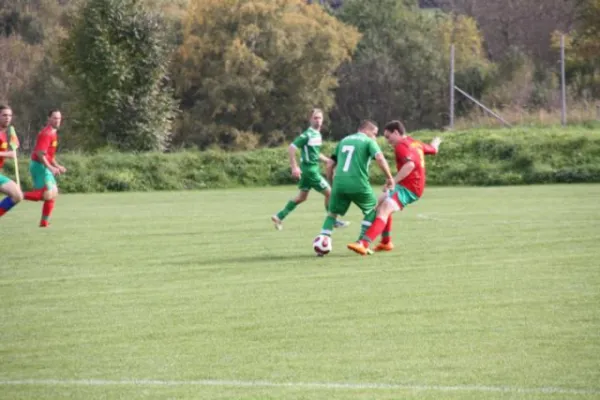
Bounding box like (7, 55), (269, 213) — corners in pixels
(332, 132), (382, 192)
(292, 127), (322, 170)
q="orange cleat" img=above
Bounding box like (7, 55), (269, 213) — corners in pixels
(347, 241), (373, 256)
(374, 242), (394, 252)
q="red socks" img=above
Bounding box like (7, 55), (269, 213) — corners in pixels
(41, 200), (55, 226)
(381, 215), (393, 244)
(360, 217), (387, 247)
(24, 189), (44, 201)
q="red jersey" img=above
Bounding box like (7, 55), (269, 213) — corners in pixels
(31, 125), (59, 163)
(394, 136), (437, 197)
(0, 130), (7, 169)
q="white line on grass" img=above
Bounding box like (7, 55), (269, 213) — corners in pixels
(416, 213), (514, 226)
(0, 379), (597, 395)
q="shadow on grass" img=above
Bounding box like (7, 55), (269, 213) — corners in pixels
(172, 252), (354, 267)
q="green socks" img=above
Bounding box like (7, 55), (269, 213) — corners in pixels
(276, 200), (297, 220)
(320, 215), (337, 236)
(358, 209), (376, 240)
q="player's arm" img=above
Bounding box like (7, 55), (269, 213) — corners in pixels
(326, 143), (340, 185)
(374, 152), (395, 189)
(33, 134), (60, 175)
(369, 140), (394, 189)
(288, 133), (307, 178)
(50, 158), (67, 173)
(288, 144), (300, 170)
(37, 152), (60, 175)
(0, 150), (15, 158)
(319, 153), (331, 164)
(394, 144), (415, 182)
(421, 137), (442, 155)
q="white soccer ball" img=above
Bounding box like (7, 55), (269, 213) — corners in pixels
(313, 234), (332, 256)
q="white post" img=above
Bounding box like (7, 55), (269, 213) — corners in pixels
(449, 44), (455, 130)
(561, 34), (567, 126)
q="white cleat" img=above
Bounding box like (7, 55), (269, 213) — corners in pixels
(271, 215), (283, 231)
(334, 220), (350, 229)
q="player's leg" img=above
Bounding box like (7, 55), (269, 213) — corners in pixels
(347, 198), (396, 255)
(25, 161), (58, 227)
(375, 214), (394, 251)
(272, 174), (311, 230)
(345, 190), (377, 255)
(320, 190), (350, 237)
(40, 182), (58, 227)
(316, 176), (349, 229)
(0, 174), (23, 218)
(24, 162), (46, 202)
(350, 189), (377, 240)
(374, 186), (420, 251)
(350, 186), (419, 254)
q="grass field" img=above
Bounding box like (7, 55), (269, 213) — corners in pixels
(1, 185), (599, 400)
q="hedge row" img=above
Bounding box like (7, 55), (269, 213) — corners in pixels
(3, 125), (600, 193)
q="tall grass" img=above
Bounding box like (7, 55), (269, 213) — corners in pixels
(454, 102), (600, 130)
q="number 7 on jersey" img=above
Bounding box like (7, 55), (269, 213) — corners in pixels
(341, 145), (355, 172)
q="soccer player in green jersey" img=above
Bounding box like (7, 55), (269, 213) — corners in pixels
(272, 109), (349, 230)
(318, 119), (395, 248)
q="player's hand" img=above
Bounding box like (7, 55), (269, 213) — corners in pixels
(58, 165), (67, 174)
(384, 177), (395, 191)
(50, 166), (60, 175)
(431, 137), (442, 151)
(5, 150), (16, 159)
(291, 166), (302, 180)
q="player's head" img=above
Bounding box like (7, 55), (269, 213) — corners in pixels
(309, 108), (324, 130)
(0, 105), (12, 129)
(383, 120), (406, 145)
(358, 119), (378, 138)
(48, 109), (62, 129)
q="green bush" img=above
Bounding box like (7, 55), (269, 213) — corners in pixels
(4, 126), (600, 193)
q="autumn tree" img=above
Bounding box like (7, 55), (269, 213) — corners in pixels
(331, 0), (488, 134)
(173, 0), (360, 149)
(553, 0), (600, 99)
(429, 0), (576, 63)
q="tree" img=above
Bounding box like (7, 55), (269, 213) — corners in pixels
(554, 0), (600, 99)
(331, 0), (487, 134)
(173, 0), (360, 148)
(437, 12), (492, 113)
(61, 0), (176, 151)
(428, 0), (577, 63)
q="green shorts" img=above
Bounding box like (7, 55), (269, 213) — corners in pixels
(30, 161), (57, 190)
(298, 168), (329, 193)
(328, 188), (377, 217)
(0, 172), (11, 186)
(388, 184), (419, 210)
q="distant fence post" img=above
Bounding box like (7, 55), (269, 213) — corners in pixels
(454, 86), (512, 127)
(561, 34), (567, 126)
(449, 44), (455, 130)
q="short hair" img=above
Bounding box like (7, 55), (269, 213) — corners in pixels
(384, 120), (406, 135)
(358, 119), (377, 131)
(311, 108), (324, 118)
(0, 105), (11, 113)
(48, 109), (61, 117)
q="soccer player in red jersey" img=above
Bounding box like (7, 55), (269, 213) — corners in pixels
(0, 105), (23, 219)
(23, 110), (67, 227)
(348, 120), (441, 255)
